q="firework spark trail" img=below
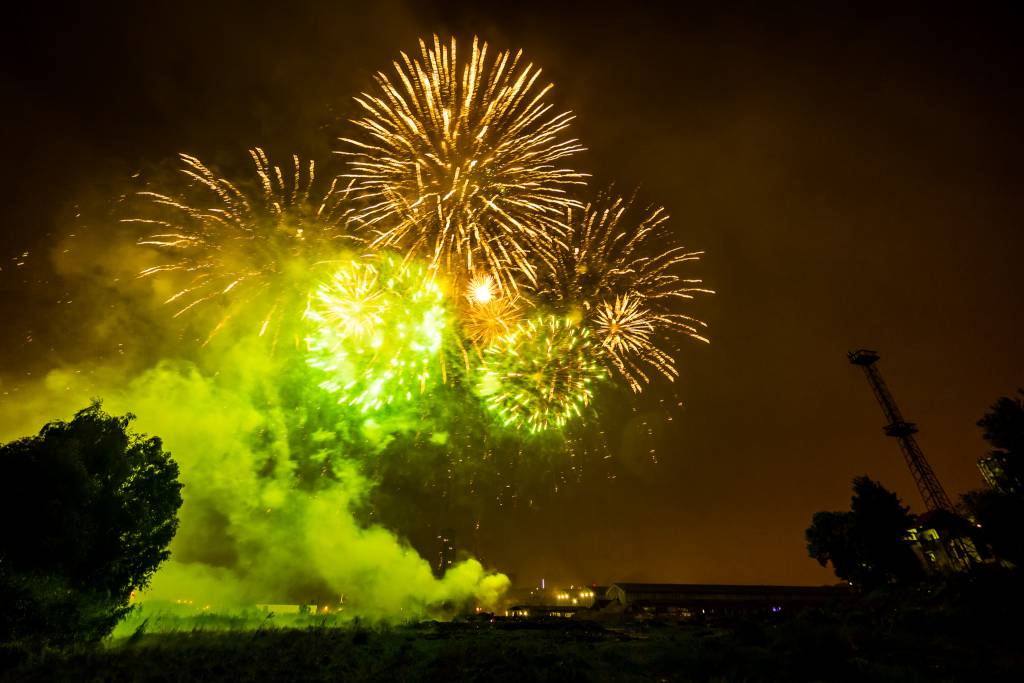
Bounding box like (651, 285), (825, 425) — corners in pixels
(476, 315), (604, 433)
(338, 35), (587, 292)
(128, 148), (357, 345)
(534, 193), (712, 391)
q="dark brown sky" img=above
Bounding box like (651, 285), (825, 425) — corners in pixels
(2, 1), (1022, 586)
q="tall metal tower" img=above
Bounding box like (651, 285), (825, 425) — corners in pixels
(847, 349), (955, 513)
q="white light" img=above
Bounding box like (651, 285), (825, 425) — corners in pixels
(473, 284), (493, 304)
(468, 274), (496, 304)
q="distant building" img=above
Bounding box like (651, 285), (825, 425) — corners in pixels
(554, 585), (606, 608)
(904, 510), (985, 571)
(505, 583), (846, 620)
(506, 604), (584, 619)
(502, 583), (605, 618)
(604, 583), (845, 619)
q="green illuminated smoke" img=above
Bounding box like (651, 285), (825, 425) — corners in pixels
(305, 254), (452, 413)
(0, 338), (509, 623)
(477, 315), (605, 433)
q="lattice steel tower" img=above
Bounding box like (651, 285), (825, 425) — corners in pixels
(847, 349), (955, 513)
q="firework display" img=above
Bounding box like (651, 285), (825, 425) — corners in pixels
(135, 35), (711, 436)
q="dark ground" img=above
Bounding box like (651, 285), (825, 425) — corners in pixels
(4, 576), (1023, 683)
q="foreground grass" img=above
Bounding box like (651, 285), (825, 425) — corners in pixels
(0, 620), (826, 683)
(5, 572), (1024, 682)
(7, 620), (722, 682)
(3, 612), (1022, 683)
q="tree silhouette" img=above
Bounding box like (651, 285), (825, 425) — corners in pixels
(979, 390), (1024, 455)
(961, 488), (1024, 567)
(961, 390), (1024, 566)
(0, 403), (182, 645)
(976, 389), (1024, 494)
(806, 476), (922, 590)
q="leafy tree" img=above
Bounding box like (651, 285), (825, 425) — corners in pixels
(978, 390), (1024, 455)
(0, 403), (182, 645)
(806, 476), (922, 590)
(806, 511), (856, 582)
(961, 488), (1024, 567)
(960, 390), (1024, 566)
(976, 390), (1024, 494)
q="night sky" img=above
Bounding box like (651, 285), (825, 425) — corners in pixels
(2, 2), (1022, 587)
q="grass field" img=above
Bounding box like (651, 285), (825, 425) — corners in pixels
(3, 608), (1022, 683)
(4, 572), (1024, 682)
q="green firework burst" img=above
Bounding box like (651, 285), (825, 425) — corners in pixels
(476, 315), (605, 433)
(305, 254), (451, 412)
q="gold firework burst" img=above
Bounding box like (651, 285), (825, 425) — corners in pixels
(536, 192), (712, 391)
(464, 297), (524, 347)
(128, 148), (355, 344)
(459, 273), (525, 347)
(594, 293), (707, 392)
(537, 193), (712, 308)
(339, 35), (587, 291)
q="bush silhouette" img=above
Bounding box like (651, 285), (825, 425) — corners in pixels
(806, 476), (922, 590)
(0, 402), (182, 646)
